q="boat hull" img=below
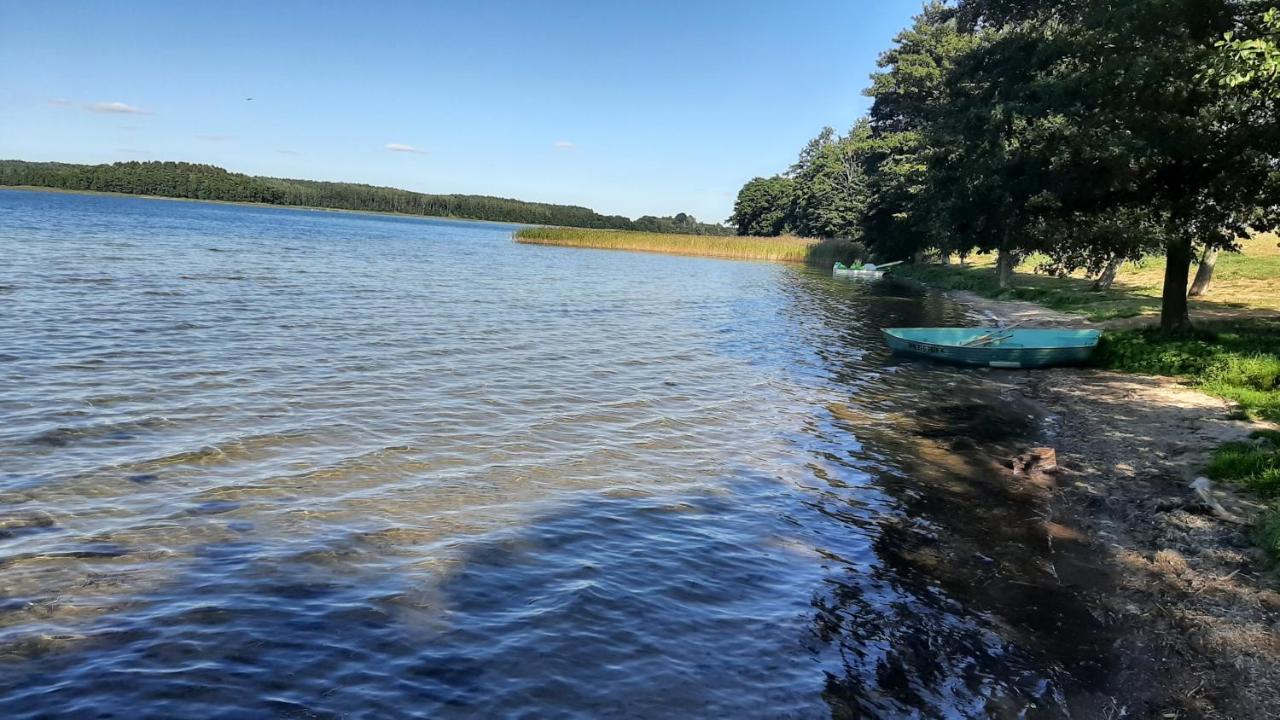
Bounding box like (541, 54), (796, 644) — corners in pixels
(833, 268), (885, 279)
(882, 328), (1101, 369)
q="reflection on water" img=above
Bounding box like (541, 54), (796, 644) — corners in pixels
(2, 190), (1080, 717)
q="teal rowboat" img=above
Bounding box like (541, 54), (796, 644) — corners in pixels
(882, 327), (1102, 368)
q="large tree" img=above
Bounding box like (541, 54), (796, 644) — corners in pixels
(729, 176), (798, 236)
(861, 2), (981, 264)
(956, 0), (1280, 329)
(789, 123), (874, 239)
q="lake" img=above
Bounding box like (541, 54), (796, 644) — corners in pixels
(1, 189), (1077, 718)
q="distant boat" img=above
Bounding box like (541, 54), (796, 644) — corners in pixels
(833, 266), (885, 279)
(882, 327), (1102, 368)
(833, 260), (903, 280)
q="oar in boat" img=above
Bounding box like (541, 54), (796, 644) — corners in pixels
(961, 321), (1024, 348)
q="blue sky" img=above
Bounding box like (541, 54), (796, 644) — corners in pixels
(0, 1), (922, 221)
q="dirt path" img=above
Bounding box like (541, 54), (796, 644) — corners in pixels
(944, 287), (1280, 330)
(930, 292), (1280, 717)
(1021, 369), (1280, 718)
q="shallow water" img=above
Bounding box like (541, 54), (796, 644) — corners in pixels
(2, 189), (1076, 718)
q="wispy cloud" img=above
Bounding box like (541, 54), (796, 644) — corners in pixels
(385, 143), (425, 154)
(48, 98), (73, 107)
(553, 140), (575, 150)
(198, 134), (234, 142)
(87, 101), (151, 115)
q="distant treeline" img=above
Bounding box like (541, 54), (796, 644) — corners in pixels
(0, 160), (733, 235)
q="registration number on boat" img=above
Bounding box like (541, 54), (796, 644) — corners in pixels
(907, 342), (950, 355)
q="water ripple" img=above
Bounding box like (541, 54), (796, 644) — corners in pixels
(2, 189), (1074, 718)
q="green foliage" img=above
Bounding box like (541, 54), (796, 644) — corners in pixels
(0, 160), (733, 235)
(955, 0), (1280, 328)
(805, 239), (871, 268)
(729, 176), (798, 236)
(1207, 431), (1280, 497)
(1208, 6), (1280, 94)
(1258, 503), (1280, 562)
(629, 212), (730, 235)
(1094, 320), (1280, 422)
(1206, 428), (1280, 561)
(729, 124), (877, 240)
(787, 122), (873, 239)
(737, 0), (1280, 327)
(860, 3), (981, 261)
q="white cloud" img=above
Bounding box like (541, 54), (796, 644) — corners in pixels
(553, 140), (575, 149)
(48, 98), (73, 107)
(87, 101), (151, 115)
(385, 143), (425, 154)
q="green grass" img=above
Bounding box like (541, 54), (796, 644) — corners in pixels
(1205, 430), (1280, 561)
(514, 227), (867, 266)
(1258, 505), (1280, 564)
(1207, 430), (1280, 496)
(1093, 319), (1280, 422)
(895, 233), (1280, 320)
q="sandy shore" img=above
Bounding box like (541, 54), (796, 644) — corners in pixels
(929, 289), (1280, 717)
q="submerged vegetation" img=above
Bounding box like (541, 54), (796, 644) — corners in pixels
(515, 227), (866, 265)
(0, 160), (732, 234)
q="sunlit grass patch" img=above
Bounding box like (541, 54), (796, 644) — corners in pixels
(1257, 505), (1280, 562)
(1207, 430), (1280, 497)
(916, 233), (1280, 318)
(1205, 429), (1280, 562)
(1095, 320), (1280, 422)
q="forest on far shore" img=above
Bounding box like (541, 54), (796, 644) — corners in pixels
(0, 159), (733, 236)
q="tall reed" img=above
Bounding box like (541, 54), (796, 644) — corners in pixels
(515, 227), (867, 266)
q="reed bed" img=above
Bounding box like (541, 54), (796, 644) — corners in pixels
(515, 227), (866, 266)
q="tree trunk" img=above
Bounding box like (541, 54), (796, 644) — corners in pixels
(941, 252), (954, 265)
(912, 250), (925, 265)
(1187, 248), (1218, 297)
(996, 247), (1016, 290)
(1092, 257), (1121, 292)
(1160, 234), (1194, 332)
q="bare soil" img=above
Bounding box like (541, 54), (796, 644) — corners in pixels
(912, 290), (1280, 718)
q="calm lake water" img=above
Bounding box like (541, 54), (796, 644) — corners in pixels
(1, 190), (1078, 718)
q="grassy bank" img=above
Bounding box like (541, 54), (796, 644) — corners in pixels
(1093, 319), (1280, 422)
(900, 237), (1280, 558)
(1206, 430), (1280, 560)
(1098, 323), (1280, 556)
(515, 226), (866, 265)
(894, 234), (1280, 322)
(895, 234), (1280, 421)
